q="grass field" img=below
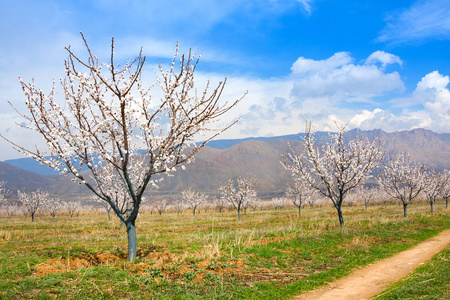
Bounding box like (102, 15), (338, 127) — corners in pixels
(0, 201), (449, 299)
(373, 245), (450, 300)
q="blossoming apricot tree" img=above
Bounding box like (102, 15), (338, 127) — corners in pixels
(219, 177), (257, 220)
(1, 33), (244, 261)
(282, 121), (383, 230)
(377, 153), (427, 217)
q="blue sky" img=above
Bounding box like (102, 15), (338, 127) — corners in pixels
(0, 0), (449, 160)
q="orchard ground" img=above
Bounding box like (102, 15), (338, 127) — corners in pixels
(0, 200), (448, 299)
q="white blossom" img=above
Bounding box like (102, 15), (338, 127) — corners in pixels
(282, 121), (383, 229)
(1, 34), (244, 261)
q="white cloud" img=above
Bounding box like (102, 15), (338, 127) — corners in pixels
(377, 0), (450, 44)
(366, 51), (403, 69)
(231, 53), (448, 136)
(416, 70), (449, 92)
(347, 71), (450, 132)
(290, 51), (404, 99)
(291, 52), (353, 75)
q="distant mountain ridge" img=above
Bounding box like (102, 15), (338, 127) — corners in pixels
(2, 131), (330, 176)
(1, 128), (449, 199)
(203, 131), (331, 149)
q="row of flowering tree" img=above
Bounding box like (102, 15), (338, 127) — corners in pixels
(0, 187), (82, 221)
(282, 120), (450, 227)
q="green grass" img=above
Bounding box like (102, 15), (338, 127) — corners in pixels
(373, 245), (450, 300)
(0, 201), (448, 299)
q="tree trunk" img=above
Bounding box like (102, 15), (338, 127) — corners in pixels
(403, 203), (408, 217)
(336, 205), (344, 231)
(237, 208), (241, 220)
(193, 208), (196, 216)
(298, 205), (302, 217)
(126, 220), (137, 262)
(446, 198), (448, 209)
(365, 202), (368, 210)
(430, 202), (434, 215)
(31, 213), (35, 222)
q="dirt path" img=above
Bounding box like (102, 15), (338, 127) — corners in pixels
(294, 229), (450, 300)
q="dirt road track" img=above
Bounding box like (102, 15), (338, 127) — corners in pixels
(294, 229), (450, 300)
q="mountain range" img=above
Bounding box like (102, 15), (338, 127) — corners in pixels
(1, 128), (449, 200)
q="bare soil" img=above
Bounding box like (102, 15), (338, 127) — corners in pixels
(294, 229), (450, 300)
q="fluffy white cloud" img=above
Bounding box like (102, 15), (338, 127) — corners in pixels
(290, 51), (404, 99)
(366, 51), (403, 69)
(347, 71), (450, 132)
(233, 53), (448, 136)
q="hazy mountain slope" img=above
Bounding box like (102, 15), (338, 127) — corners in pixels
(345, 128), (450, 169)
(152, 140), (302, 197)
(0, 162), (88, 200)
(0, 161), (59, 192)
(1, 128), (449, 200)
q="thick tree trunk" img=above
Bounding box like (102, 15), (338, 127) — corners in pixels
(31, 213), (35, 222)
(126, 220), (137, 262)
(237, 208), (241, 220)
(403, 203), (408, 217)
(298, 205), (302, 217)
(365, 202), (368, 210)
(430, 202), (434, 215)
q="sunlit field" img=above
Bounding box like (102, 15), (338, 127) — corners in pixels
(0, 200), (448, 299)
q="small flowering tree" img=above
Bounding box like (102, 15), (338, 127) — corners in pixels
(0, 181), (10, 203)
(285, 179), (312, 216)
(3, 202), (20, 219)
(181, 188), (207, 216)
(94, 196), (113, 220)
(173, 199), (186, 215)
(152, 197), (170, 216)
(65, 201), (82, 218)
(344, 193), (357, 207)
(423, 170), (441, 215)
(0, 182), (16, 219)
(271, 197), (288, 210)
(219, 177), (257, 220)
(17, 189), (49, 222)
(354, 184), (375, 210)
(374, 186), (392, 208)
(213, 197), (229, 213)
(1, 34), (243, 261)
(377, 153), (427, 217)
(282, 121), (383, 230)
(438, 169), (450, 209)
(46, 196), (64, 219)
